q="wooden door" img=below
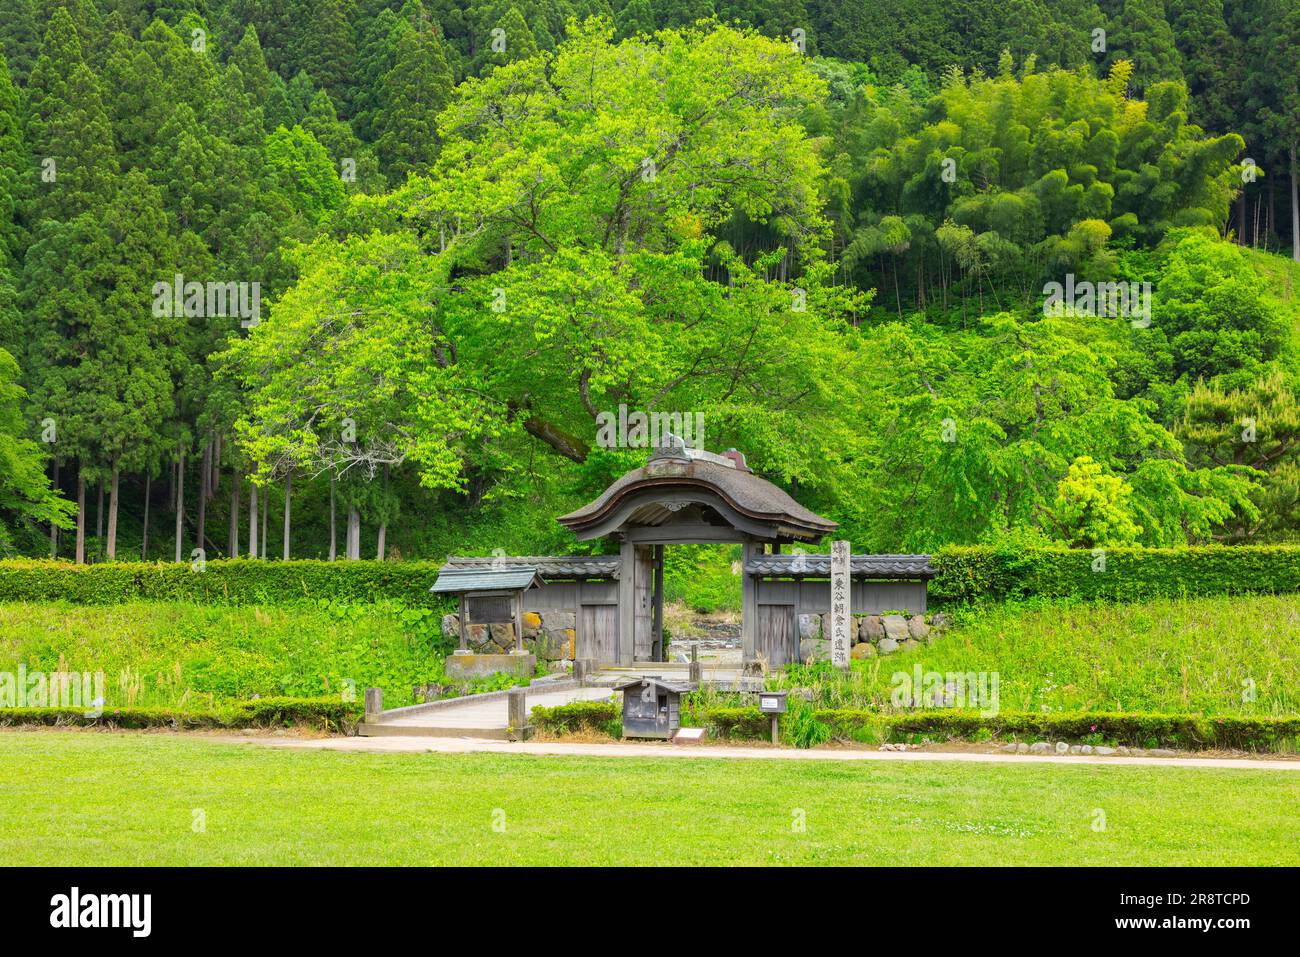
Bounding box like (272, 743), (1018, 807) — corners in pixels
(755, 604), (797, 668)
(579, 604), (618, 664)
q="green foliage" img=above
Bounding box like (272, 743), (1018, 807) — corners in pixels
(0, 350), (74, 552)
(1047, 456), (1143, 547)
(530, 698), (619, 735)
(662, 544), (740, 612)
(0, 696), (362, 732)
(0, 597), (459, 709)
(930, 544), (1300, 603)
(0, 558), (454, 607)
(815, 709), (1300, 752)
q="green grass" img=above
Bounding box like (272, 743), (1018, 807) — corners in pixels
(775, 594), (1300, 716)
(0, 731), (1296, 865)
(0, 600), (452, 709)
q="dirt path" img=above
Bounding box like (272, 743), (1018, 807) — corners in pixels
(210, 733), (1300, 771)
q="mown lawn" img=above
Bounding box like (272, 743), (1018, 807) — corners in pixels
(775, 594), (1300, 716)
(1, 731), (1296, 865)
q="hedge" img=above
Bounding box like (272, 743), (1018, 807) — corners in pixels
(0, 696), (362, 732)
(816, 709), (1300, 751)
(530, 700), (620, 736)
(532, 701), (1300, 752)
(930, 544), (1300, 605)
(4, 546), (1299, 609)
(0, 558), (454, 608)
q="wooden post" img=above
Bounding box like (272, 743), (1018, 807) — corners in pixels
(457, 593), (468, 653)
(617, 538), (635, 666)
(689, 642), (702, 687)
(652, 544), (664, 661)
(364, 687), (382, 718)
(741, 539), (758, 663)
(513, 589), (524, 652)
(830, 539), (851, 670)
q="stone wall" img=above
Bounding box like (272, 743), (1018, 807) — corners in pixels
(441, 611), (576, 664)
(797, 612), (949, 663)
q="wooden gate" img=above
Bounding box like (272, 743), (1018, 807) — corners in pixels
(755, 604), (798, 667)
(579, 604), (618, 664)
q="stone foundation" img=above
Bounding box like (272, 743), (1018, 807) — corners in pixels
(796, 612), (948, 662)
(443, 612), (576, 660)
(443, 651), (537, 681)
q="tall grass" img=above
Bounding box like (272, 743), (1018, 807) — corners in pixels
(0, 600), (457, 709)
(767, 594), (1300, 716)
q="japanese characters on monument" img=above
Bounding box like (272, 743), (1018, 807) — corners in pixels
(830, 539), (850, 669)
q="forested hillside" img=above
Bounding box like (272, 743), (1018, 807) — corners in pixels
(0, 0), (1297, 561)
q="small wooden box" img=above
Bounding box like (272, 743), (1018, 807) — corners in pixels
(615, 677), (690, 739)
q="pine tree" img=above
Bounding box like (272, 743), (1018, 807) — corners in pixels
(89, 172), (180, 559)
(295, 0), (357, 114)
(0, 54), (26, 273)
(26, 9), (119, 223)
(0, 0), (40, 83)
(1168, 0), (1242, 134)
(230, 24), (275, 105)
(374, 22), (454, 182)
(1108, 0), (1185, 92)
(101, 31), (173, 170)
(616, 0), (655, 38)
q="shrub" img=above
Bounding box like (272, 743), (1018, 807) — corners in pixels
(702, 706), (769, 740)
(815, 708), (1300, 751)
(0, 558), (455, 609)
(530, 699), (619, 735)
(930, 545), (1300, 605)
(0, 696), (362, 733)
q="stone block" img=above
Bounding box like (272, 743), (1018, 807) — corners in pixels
(544, 610), (575, 631)
(799, 638), (830, 663)
(882, 614), (909, 642)
(489, 622), (516, 650)
(522, 611), (542, 636)
(851, 642), (877, 660)
(441, 614), (460, 639)
(467, 623), (491, 651)
(444, 652), (537, 682)
(862, 615), (885, 640)
(797, 614), (821, 639)
(907, 617), (930, 641)
(877, 637), (899, 654)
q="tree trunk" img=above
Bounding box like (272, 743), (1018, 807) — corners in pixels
(1237, 188), (1247, 245)
(141, 472), (151, 559)
(347, 506), (360, 560)
(197, 441), (211, 552)
(228, 474), (240, 558)
(106, 464), (120, 560)
(75, 470), (86, 565)
(260, 488), (268, 559)
(328, 472), (337, 561)
(95, 477), (104, 558)
(1291, 145), (1299, 263)
(282, 472), (292, 561)
(174, 450), (185, 563)
(376, 464), (388, 560)
(49, 460), (59, 558)
(248, 480), (259, 559)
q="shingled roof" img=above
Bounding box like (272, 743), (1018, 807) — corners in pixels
(743, 553), (936, 579)
(430, 566), (546, 593)
(440, 555), (621, 579)
(558, 445), (838, 542)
